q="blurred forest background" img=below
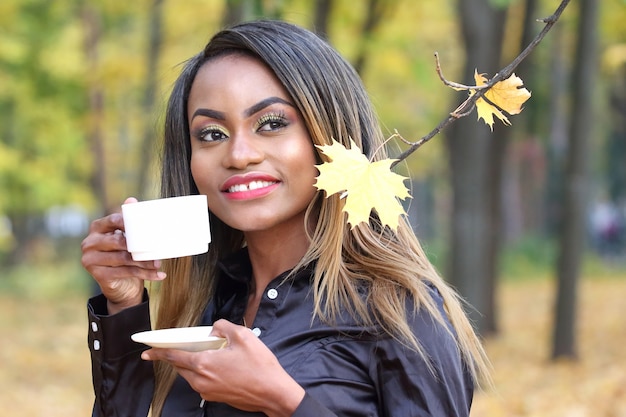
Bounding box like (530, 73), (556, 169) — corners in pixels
(1, 0), (625, 416)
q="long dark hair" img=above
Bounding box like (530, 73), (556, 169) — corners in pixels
(152, 20), (489, 416)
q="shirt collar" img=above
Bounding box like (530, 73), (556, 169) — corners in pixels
(217, 247), (253, 284)
(217, 247), (316, 285)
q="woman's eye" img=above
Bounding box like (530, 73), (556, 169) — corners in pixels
(256, 113), (288, 132)
(197, 126), (228, 142)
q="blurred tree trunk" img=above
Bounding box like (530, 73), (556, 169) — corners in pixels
(485, 127), (506, 336)
(353, 0), (395, 76)
(136, 0), (164, 199)
(552, 0), (599, 360)
(313, 0), (333, 39)
(484, 0), (540, 334)
(82, 5), (109, 214)
(445, 0), (507, 336)
(545, 26), (568, 237)
(222, 0), (248, 27)
(501, 0), (541, 240)
(607, 65), (626, 204)
(514, 0), (540, 134)
(221, 0), (283, 27)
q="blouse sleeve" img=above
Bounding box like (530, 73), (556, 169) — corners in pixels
(372, 290), (475, 417)
(290, 392), (338, 417)
(88, 291), (154, 417)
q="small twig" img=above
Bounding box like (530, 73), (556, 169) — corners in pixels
(390, 0), (571, 169)
(370, 131), (400, 162)
(435, 52), (488, 91)
(450, 96), (476, 117)
(452, 103), (476, 118)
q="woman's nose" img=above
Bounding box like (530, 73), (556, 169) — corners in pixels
(222, 132), (264, 169)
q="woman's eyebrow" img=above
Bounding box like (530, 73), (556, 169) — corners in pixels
(243, 96), (294, 117)
(190, 108), (225, 122)
(190, 97), (294, 122)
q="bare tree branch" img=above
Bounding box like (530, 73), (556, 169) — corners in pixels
(391, 0), (571, 168)
(434, 52), (488, 91)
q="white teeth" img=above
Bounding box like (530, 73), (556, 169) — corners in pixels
(228, 180), (276, 193)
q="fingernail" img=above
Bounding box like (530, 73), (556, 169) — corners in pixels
(157, 272), (167, 280)
(153, 260), (162, 268)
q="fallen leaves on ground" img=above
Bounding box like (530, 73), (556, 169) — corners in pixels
(0, 295), (93, 417)
(0, 277), (624, 416)
(471, 278), (626, 417)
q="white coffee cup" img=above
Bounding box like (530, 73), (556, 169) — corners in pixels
(122, 195), (211, 261)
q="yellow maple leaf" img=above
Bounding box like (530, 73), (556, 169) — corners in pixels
(472, 70), (531, 130)
(314, 138), (411, 230)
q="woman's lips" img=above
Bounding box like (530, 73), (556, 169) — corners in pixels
(221, 174), (280, 200)
(226, 179), (277, 193)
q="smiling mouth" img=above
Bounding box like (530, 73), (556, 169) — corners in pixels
(226, 180), (278, 193)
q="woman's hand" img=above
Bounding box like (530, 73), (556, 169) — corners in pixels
(142, 319), (305, 417)
(81, 197), (166, 314)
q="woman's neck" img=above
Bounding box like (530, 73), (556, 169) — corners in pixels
(244, 226), (310, 296)
(242, 225), (310, 328)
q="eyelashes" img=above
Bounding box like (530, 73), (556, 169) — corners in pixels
(193, 111), (289, 142)
(196, 124), (228, 143)
(254, 111), (288, 132)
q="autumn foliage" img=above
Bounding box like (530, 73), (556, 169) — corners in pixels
(314, 139), (410, 230)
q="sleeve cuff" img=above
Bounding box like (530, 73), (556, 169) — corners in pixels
(291, 393), (337, 417)
(87, 290), (152, 360)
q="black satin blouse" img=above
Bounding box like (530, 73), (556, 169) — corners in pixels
(87, 249), (474, 417)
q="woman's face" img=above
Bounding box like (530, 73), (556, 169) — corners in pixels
(187, 54), (318, 235)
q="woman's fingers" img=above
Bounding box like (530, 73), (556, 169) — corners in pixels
(141, 322), (304, 414)
(87, 212), (126, 235)
(81, 199), (166, 310)
(89, 264), (166, 282)
(82, 237), (164, 282)
(210, 319), (252, 341)
(142, 348), (198, 370)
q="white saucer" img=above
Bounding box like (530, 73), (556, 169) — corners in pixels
(131, 326), (227, 352)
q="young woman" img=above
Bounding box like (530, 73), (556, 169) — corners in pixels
(81, 20), (489, 417)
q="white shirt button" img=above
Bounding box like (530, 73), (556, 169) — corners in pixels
(93, 340), (101, 351)
(251, 327), (262, 337)
(91, 322), (98, 332)
(267, 288), (278, 299)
